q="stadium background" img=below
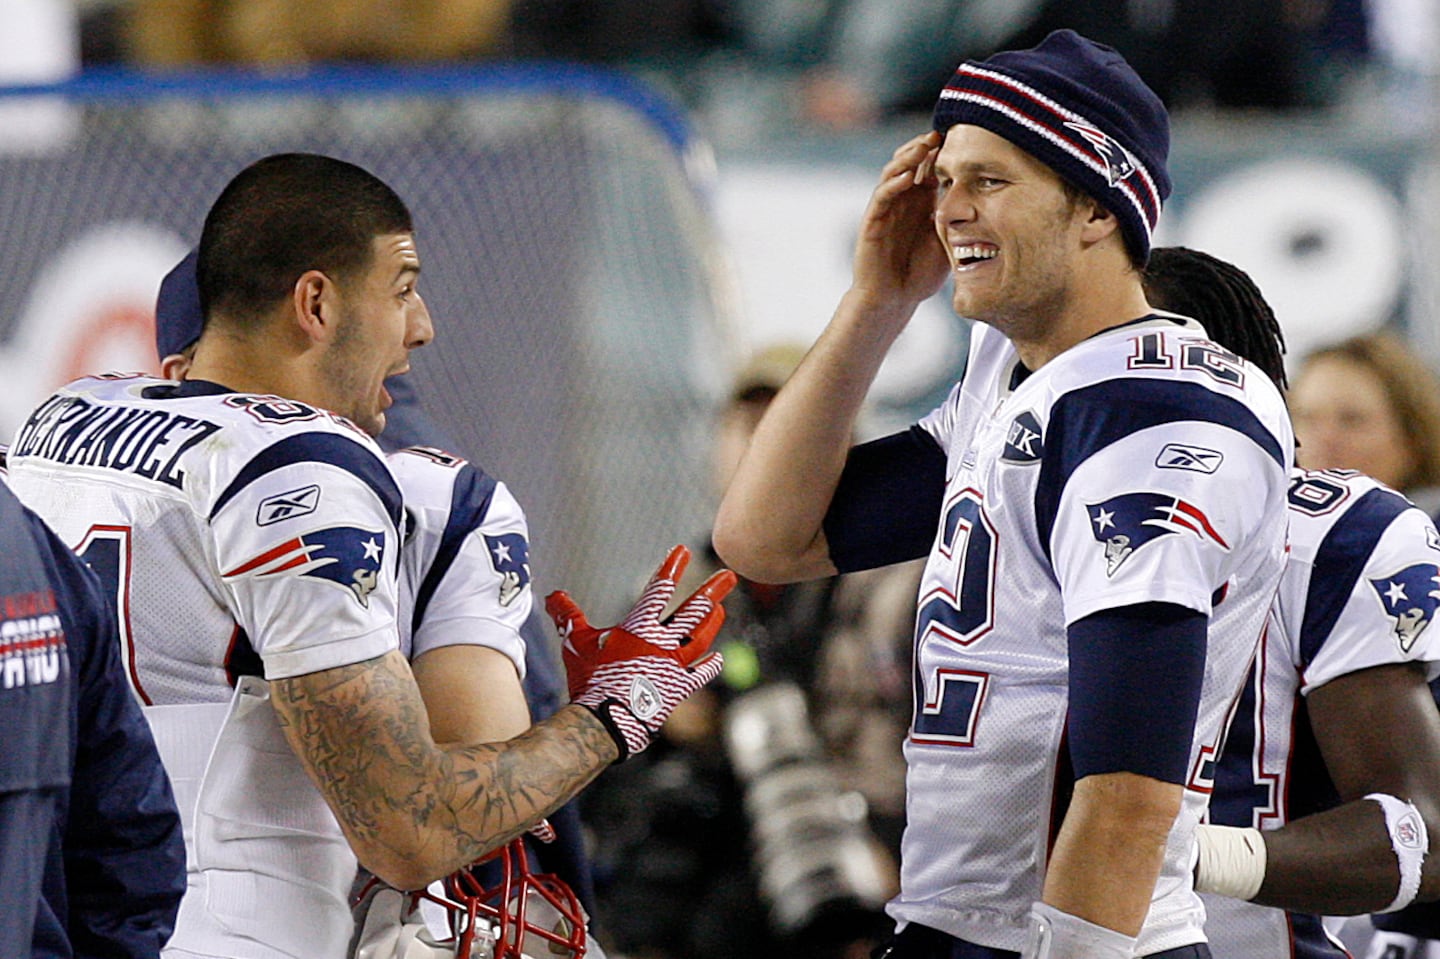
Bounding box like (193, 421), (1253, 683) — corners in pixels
(0, 49), (1435, 618)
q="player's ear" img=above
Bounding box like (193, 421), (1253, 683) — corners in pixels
(291, 270), (339, 344)
(160, 352), (192, 380)
(1078, 199), (1121, 246)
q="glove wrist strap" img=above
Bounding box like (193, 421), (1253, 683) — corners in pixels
(577, 698), (632, 763)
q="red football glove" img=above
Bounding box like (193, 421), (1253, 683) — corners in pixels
(546, 545), (735, 761)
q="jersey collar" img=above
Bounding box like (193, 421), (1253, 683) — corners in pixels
(140, 378), (236, 400)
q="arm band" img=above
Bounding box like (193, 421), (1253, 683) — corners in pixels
(1021, 902), (1136, 959)
(1369, 793), (1429, 913)
(1066, 602), (1207, 783)
(1193, 823), (1267, 900)
(824, 426), (946, 573)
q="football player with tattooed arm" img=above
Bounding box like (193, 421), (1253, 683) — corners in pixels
(6, 152), (733, 959)
(1141, 247), (1440, 955)
(713, 30), (1292, 959)
(151, 247), (602, 956)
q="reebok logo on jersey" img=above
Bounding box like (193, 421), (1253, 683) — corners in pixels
(484, 532), (531, 607)
(256, 485), (321, 526)
(1155, 444), (1224, 474)
(1087, 492), (1229, 576)
(223, 526), (387, 608)
(1369, 563), (1440, 653)
(1001, 411), (1043, 463)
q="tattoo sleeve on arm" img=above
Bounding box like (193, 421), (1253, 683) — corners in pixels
(270, 649), (616, 886)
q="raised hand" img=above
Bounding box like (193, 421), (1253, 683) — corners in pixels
(852, 130), (951, 311)
(546, 545), (736, 761)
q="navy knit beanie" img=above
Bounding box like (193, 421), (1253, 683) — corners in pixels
(155, 248), (202, 360)
(932, 29), (1171, 264)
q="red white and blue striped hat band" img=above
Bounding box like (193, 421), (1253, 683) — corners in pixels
(932, 30), (1172, 264)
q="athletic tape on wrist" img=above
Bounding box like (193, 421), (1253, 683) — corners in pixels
(1367, 793), (1428, 913)
(1021, 902), (1136, 959)
(1193, 823), (1266, 900)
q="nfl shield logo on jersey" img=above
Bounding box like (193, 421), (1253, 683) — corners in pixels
(1369, 564), (1440, 653)
(1087, 492), (1229, 577)
(223, 526), (387, 608)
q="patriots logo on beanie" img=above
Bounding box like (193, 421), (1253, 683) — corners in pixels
(932, 29), (1170, 264)
(1064, 120), (1136, 187)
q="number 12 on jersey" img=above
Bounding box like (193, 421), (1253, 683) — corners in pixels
(912, 489), (995, 746)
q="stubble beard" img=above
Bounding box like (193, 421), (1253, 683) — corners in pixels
(958, 205), (1080, 355)
(953, 261), (1074, 351)
(321, 310), (385, 437)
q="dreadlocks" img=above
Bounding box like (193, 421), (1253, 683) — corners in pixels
(1143, 246), (1288, 392)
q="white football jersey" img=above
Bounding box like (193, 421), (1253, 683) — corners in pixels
(6, 375), (403, 703)
(894, 318), (1292, 953)
(388, 445), (531, 679)
(6, 374), (407, 959)
(1204, 468), (1440, 957)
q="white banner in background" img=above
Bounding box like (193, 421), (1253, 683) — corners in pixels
(714, 163), (968, 434)
(0, 223), (185, 435)
(1178, 157), (1406, 365)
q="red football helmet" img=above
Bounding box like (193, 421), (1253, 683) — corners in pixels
(354, 838), (588, 959)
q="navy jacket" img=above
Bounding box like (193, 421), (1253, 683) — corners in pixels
(0, 483), (184, 958)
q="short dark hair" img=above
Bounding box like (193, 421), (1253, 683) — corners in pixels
(197, 153), (413, 328)
(1143, 246), (1287, 391)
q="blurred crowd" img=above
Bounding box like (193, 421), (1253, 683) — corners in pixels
(53, 0), (1436, 135)
(580, 344), (920, 958)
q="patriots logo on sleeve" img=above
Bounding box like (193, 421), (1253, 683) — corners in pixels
(223, 526), (387, 608)
(1088, 492), (1230, 577)
(1369, 564), (1440, 653)
(484, 532), (531, 607)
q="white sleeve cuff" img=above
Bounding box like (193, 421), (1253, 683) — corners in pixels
(1021, 902), (1136, 959)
